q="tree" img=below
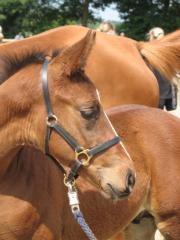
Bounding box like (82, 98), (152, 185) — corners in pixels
(116, 0), (180, 40)
(59, 0), (114, 26)
(0, 0), (64, 37)
(0, 0), (114, 38)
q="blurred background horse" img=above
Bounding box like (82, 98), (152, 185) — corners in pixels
(0, 26), (179, 109)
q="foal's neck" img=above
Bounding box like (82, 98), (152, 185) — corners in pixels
(0, 96), (28, 177)
(0, 72), (40, 177)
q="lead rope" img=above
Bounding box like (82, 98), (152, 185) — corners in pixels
(67, 183), (97, 240)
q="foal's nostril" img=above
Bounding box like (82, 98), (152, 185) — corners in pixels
(126, 170), (135, 193)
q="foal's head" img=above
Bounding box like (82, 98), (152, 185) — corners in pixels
(2, 31), (135, 200)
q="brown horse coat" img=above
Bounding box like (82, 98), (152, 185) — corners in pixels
(0, 31), (137, 239)
(0, 27), (179, 240)
(69, 105), (180, 240)
(0, 105), (179, 239)
(1, 26), (179, 108)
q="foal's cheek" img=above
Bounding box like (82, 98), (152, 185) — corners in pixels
(78, 165), (102, 189)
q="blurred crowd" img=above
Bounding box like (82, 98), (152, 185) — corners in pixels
(96, 21), (125, 36)
(0, 25), (33, 43)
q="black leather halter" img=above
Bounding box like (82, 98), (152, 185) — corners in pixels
(42, 59), (120, 185)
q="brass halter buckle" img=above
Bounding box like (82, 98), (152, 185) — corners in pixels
(64, 174), (76, 187)
(75, 149), (92, 166)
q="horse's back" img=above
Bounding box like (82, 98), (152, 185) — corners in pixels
(0, 25), (159, 108)
(108, 105), (180, 157)
(108, 104), (180, 132)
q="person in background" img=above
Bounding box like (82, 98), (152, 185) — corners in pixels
(97, 21), (116, 35)
(147, 27), (164, 41)
(147, 27), (178, 111)
(14, 32), (24, 40)
(0, 26), (4, 42)
(120, 32), (125, 37)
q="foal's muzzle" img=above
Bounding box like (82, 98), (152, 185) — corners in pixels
(106, 169), (135, 200)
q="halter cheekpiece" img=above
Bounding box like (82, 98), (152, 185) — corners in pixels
(42, 58), (120, 185)
(41, 58), (120, 240)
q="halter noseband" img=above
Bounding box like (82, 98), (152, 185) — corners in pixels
(42, 59), (120, 185)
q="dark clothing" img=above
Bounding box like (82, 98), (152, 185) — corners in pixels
(153, 69), (177, 110)
(153, 69), (172, 99)
(159, 98), (174, 110)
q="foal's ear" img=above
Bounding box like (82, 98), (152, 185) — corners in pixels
(51, 30), (96, 75)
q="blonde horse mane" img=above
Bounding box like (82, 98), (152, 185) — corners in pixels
(137, 29), (180, 80)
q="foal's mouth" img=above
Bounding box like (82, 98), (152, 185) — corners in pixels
(96, 168), (133, 201)
(106, 183), (131, 201)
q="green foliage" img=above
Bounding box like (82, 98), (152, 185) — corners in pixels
(0, 0), (179, 39)
(0, 0), (64, 37)
(0, 0), (113, 38)
(59, 0), (114, 26)
(116, 0), (180, 40)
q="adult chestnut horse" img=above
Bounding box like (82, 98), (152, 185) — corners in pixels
(0, 26), (179, 108)
(0, 31), (137, 239)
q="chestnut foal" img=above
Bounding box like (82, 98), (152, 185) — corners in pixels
(0, 32), (135, 239)
(6, 105), (179, 240)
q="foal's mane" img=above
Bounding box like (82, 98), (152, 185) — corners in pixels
(0, 46), (61, 84)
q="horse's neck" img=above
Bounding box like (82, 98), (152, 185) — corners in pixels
(0, 91), (28, 149)
(0, 97), (23, 176)
(0, 80), (39, 177)
(0, 26), (82, 54)
(0, 146), (68, 239)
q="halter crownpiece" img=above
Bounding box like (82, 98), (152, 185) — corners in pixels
(41, 58), (120, 184)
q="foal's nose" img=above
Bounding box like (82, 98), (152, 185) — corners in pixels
(125, 169), (135, 193)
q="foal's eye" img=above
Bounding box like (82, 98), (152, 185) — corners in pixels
(80, 105), (100, 120)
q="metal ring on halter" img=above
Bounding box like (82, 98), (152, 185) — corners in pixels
(75, 149), (92, 166)
(46, 114), (58, 126)
(64, 174), (76, 187)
